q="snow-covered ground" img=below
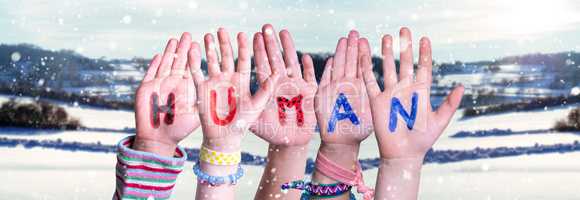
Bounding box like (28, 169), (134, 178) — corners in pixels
(1, 94), (579, 199)
(3, 148), (579, 200)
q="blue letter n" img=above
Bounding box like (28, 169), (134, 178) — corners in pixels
(388, 92), (418, 133)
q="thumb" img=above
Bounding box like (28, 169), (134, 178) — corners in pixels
(433, 85), (464, 134)
(251, 72), (280, 109)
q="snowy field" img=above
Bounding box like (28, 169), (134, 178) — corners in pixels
(1, 94), (580, 199)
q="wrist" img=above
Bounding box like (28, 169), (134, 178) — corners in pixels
(379, 157), (424, 171)
(268, 144), (309, 157)
(312, 142), (360, 184)
(265, 144), (309, 178)
(132, 136), (178, 157)
(379, 152), (427, 162)
(201, 138), (241, 152)
(318, 142), (360, 167)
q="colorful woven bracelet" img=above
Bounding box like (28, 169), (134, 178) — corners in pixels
(192, 161), (244, 186)
(199, 146), (241, 165)
(281, 180), (353, 198)
(113, 136), (187, 200)
(300, 192), (356, 200)
(315, 152), (374, 199)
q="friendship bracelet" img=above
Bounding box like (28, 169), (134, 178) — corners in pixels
(192, 161), (244, 186)
(114, 136), (187, 200)
(199, 146), (241, 165)
(281, 180), (352, 196)
(315, 152), (375, 200)
(281, 180), (356, 200)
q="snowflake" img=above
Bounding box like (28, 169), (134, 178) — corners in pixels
(11, 52), (21, 62)
(571, 87), (580, 96)
(188, 1), (198, 9)
(121, 15), (132, 24)
(402, 169), (412, 180)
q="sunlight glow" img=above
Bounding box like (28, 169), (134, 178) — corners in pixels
(486, 0), (579, 38)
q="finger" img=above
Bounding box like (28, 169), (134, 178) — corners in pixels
(217, 28), (235, 73)
(382, 35), (397, 86)
(344, 30), (359, 78)
(320, 57), (334, 87)
(399, 27), (414, 82)
(251, 72), (281, 108)
(301, 54), (316, 83)
(204, 33), (221, 77)
(237, 32), (251, 96)
(171, 32), (192, 76)
(183, 63), (192, 79)
(434, 85), (465, 135)
(332, 37), (347, 80)
(416, 37), (432, 84)
(279, 29), (302, 79)
(253, 33), (271, 83)
(183, 64), (196, 107)
(261, 24), (287, 76)
(358, 37), (371, 79)
(156, 38), (178, 78)
(143, 54), (161, 82)
(361, 55), (381, 97)
(188, 41), (205, 86)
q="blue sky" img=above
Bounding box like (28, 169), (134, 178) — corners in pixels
(2, 0), (580, 62)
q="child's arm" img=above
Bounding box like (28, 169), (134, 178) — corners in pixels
(114, 32), (200, 199)
(250, 24), (317, 200)
(360, 28), (464, 200)
(310, 30), (375, 200)
(188, 28), (280, 200)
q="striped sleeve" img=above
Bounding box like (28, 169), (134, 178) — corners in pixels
(113, 136), (187, 200)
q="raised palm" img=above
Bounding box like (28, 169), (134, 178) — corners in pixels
(134, 33), (200, 152)
(188, 28), (279, 151)
(249, 25), (318, 146)
(315, 31), (373, 145)
(361, 28), (464, 159)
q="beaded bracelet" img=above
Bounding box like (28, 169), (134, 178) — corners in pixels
(192, 161), (244, 186)
(199, 146), (241, 165)
(281, 180), (355, 199)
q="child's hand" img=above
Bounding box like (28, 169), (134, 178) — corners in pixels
(315, 30), (373, 145)
(188, 28), (280, 152)
(249, 25), (317, 147)
(361, 28), (464, 160)
(133, 33), (200, 156)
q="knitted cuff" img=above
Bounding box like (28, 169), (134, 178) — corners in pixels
(113, 136), (187, 200)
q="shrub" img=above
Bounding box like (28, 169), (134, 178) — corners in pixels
(0, 100), (81, 130)
(554, 107), (580, 131)
(0, 85), (134, 110)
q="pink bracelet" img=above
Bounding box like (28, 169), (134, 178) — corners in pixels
(315, 152), (374, 200)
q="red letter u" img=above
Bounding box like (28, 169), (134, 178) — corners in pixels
(210, 87), (237, 126)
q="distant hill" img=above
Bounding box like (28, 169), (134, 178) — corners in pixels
(1, 43), (579, 110)
(438, 52), (580, 88)
(0, 44), (117, 89)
